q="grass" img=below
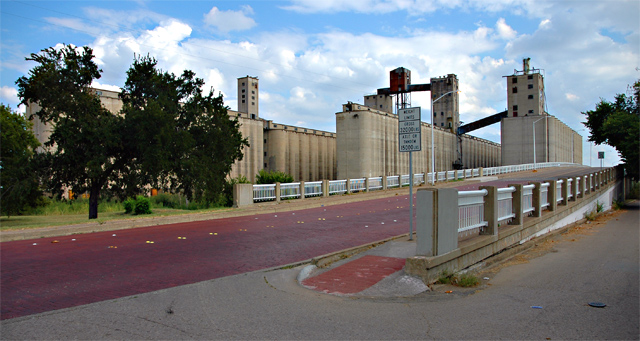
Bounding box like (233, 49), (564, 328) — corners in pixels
(435, 269), (480, 287)
(1, 206), (228, 231)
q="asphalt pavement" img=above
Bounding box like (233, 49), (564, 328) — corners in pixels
(2, 200), (637, 339)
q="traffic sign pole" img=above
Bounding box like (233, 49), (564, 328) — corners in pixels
(398, 107), (421, 241)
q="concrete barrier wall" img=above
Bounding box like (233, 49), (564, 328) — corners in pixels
(407, 168), (619, 284)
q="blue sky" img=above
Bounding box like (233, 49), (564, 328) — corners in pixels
(2, 0), (638, 167)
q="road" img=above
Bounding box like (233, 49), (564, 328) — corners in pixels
(2, 200), (637, 339)
(0, 166), (608, 320)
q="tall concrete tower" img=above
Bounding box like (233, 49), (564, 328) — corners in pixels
(505, 58), (545, 118)
(364, 94), (393, 113)
(238, 76), (259, 118)
(430, 74), (459, 131)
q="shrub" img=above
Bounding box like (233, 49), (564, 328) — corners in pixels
(151, 193), (180, 209)
(256, 169), (293, 184)
(456, 274), (480, 287)
(596, 201), (604, 213)
(134, 196), (152, 215)
(123, 198), (135, 214)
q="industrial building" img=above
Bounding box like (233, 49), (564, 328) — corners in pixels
(501, 59), (582, 165)
(29, 59), (581, 187)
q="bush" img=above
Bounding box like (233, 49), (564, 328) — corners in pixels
(123, 198), (135, 214)
(151, 192), (180, 209)
(255, 169), (293, 184)
(134, 196), (152, 215)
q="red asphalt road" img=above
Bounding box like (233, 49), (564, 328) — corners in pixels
(1, 168), (589, 320)
(1, 196), (415, 320)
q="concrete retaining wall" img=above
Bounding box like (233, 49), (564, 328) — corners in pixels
(406, 168), (618, 284)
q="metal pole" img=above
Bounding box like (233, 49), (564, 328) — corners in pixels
(430, 90), (458, 185)
(430, 96), (435, 185)
(409, 151), (413, 240)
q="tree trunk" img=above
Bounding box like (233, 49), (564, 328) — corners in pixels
(88, 185), (100, 219)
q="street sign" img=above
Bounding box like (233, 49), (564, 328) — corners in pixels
(598, 151), (605, 159)
(399, 107), (421, 152)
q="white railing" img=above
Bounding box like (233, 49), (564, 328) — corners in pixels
(304, 181), (323, 197)
(556, 180), (564, 203)
(251, 162), (583, 202)
(522, 184), (535, 214)
(281, 182), (301, 199)
(349, 178), (366, 193)
(387, 175), (400, 188)
(447, 171), (455, 181)
(540, 182), (550, 209)
(414, 173), (424, 186)
(401, 174), (410, 186)
(497, 187), (516, 223)
(253, 184), (276, 201)
(329, 180), (347, 195)
(567, 178), (574, 199)
(368, 177), (383, 191)
(458, 189), (488, 238)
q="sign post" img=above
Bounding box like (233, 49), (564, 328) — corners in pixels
(598, 151), (604, 169)
(399, 107), (421, 240)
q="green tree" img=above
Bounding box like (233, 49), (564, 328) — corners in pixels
(0, 104), (43, 217)
(118, 55), (248, 204)
(582, 80), (640, 179)
(17, 45), (248, 219)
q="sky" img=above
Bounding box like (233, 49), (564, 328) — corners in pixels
(1, 0), (638, 168)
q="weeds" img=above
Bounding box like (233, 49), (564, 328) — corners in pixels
(596, 201), (604, 213)
(612, 200), (625, 210)
(435, 270), (479, 287)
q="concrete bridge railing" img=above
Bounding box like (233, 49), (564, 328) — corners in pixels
(407, 167), (623, 284)
(234, 162), (582, 207)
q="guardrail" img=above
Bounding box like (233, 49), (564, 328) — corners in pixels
(458, 190), (488, 238)
(415, 167), (616, 258)
(247, 162), (582, 203)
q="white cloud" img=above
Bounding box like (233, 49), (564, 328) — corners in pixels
(495, 18), (517, 40)
(204, 6), (256, 33)
(0, 86), (24, 112)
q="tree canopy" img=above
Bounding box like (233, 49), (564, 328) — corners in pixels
(17, 45), (248, 219)
(0, 104), (42, 217)
(582, 80), (639, 179)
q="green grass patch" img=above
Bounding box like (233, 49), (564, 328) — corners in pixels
(435, 269), (479, 287)
(0, 207), (227, 231)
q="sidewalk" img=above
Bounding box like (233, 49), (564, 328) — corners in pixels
(299, 237), (430, 297)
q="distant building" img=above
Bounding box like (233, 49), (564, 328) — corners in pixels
(501, 58), (582, 165)
(505, 58), (545, 118)
(430, 74), (459, 131)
